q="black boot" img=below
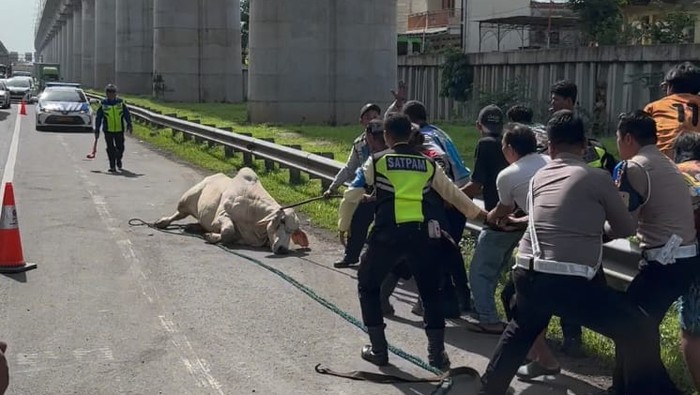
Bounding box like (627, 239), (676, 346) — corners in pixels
(361, 325), (389, 366)
(441, 280), (461, 319)
(380, 273), (399, 317)
(426, 328), (450, 371)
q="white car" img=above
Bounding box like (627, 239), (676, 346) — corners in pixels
(35, 87), (97, 132)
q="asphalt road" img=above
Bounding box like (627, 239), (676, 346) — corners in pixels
(0, 104), (608, 394)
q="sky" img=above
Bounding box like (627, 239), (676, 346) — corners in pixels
(0, 0), (38, 54)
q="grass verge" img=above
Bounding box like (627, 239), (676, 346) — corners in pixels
(90, 91), (621, 168)
(123, 98), (692, 392)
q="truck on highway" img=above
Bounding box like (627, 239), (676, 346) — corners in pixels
(11, 62), (33, 77)
(34, 63), (61, 92)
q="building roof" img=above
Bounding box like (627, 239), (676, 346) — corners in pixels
(478, 15), (580, 29)
(403, 27), (450, 36)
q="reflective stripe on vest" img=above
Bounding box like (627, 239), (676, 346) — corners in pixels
(103, 102), (124, 132)
(584, 146), (606, 169)
(374, 154), (435, 224)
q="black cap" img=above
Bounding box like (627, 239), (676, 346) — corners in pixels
(105, 84), (117, 93)
(366, 119), (384, 135)
(478, 105), (504, 133)
(360, 103), (381, 118)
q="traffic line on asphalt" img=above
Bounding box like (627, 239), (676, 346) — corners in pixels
(0, 109), (22, 205)
(57, 135), (225, 394)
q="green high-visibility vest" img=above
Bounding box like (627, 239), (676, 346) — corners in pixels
(103, 102), (125, 132)
(373, 153), (435, 224)
(585, 145), (607, 169)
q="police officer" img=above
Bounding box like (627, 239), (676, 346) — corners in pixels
(479, 110), (666, 395)
(325, 103), (381, 268)
(337, 114), (487, 369)
(547, 80), (618, 356)
(94, 84), (133, 173)
(605, 110), (700, 395)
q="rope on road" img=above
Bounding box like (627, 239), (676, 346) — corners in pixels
(128, 217), (480, 394)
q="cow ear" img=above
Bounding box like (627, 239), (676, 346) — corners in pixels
(256, 210), (281, 226)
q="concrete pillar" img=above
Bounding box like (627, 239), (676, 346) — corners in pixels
(72, 3), (83, 83)
(61, 24), (68, 80)
(66, 14), (74, 81)
(81, 0), (95, 88)
(94, 0), (116, 89)
(115, 0), (153, 95)
(51, 35), (57, 63)
(248, 0), (397, 124)
(153, 0), (242, 102)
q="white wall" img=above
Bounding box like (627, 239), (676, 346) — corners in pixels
(463, 0), (531, 53)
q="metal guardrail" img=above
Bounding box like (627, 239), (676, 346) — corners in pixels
(86, 93), (643, 286)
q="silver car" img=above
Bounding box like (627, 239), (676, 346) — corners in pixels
(5, 77), (33, 102)
(35, 87), (96, 132)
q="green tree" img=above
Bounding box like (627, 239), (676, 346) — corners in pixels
(568, 0), (627, 45)
(649, 12), (696, 44)
(241, 0), (249, 64)
(439, 49), (472, 102)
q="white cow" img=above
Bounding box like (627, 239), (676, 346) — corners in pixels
(155, 167), (309, 254)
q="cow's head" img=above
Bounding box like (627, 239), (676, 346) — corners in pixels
(256, 208), (309, 255)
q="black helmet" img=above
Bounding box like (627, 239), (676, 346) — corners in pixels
(105, 84), (117, 93)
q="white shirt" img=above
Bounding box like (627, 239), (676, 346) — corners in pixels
(496, 153), (551, 213)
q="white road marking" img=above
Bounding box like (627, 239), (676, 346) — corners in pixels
(0, 109), (22, 205)
(57, 135), (224, 394)
(73, 347), (115, 362)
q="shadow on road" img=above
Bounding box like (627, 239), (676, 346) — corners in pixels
(1, 272), (28, 283)
(116, 169), (144, 178)
(35, 128), (93, 134)
(88, 169), (145, 178)
(0, 111), (10, 122)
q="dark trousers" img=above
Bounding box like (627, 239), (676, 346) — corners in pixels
(104, 131), (125, 169)
(611, 255), (700, 395)
(501, 268), (606, 324)
(344, 201), (375, 263)
(480, 268), (664, 395)
(500, 276), (516, 321)
(444, 207), (470, 299)
(359, 226), (445, 330)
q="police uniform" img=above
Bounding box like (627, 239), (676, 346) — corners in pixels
(479, 153), (669, 395)
(338, 142), (484, 369)
(94, 96), (133, 171)
(327, 105), (381, 267)
(538, 133), (617, 348)
(610, 144), (700, 395)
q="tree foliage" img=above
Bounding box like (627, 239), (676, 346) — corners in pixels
(439, 49), (473, 102)
(648, 12), (696, 43)
(568, 0), (627, 45)
(241, 0), (250, 62)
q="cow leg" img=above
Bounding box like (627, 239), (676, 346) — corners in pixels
(154, 211), (189, 229)
(204, 215), (236, 245)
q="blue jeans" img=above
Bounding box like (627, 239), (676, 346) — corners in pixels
(680, 279), (700, 336)
(469, 228), (524, 324)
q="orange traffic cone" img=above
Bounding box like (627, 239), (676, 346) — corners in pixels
(0, 183), (37, 273)
(19, 99), (26, 116)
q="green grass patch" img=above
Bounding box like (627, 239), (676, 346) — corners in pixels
(119, 96), (692, 393)
(132, 122), (340, 230)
